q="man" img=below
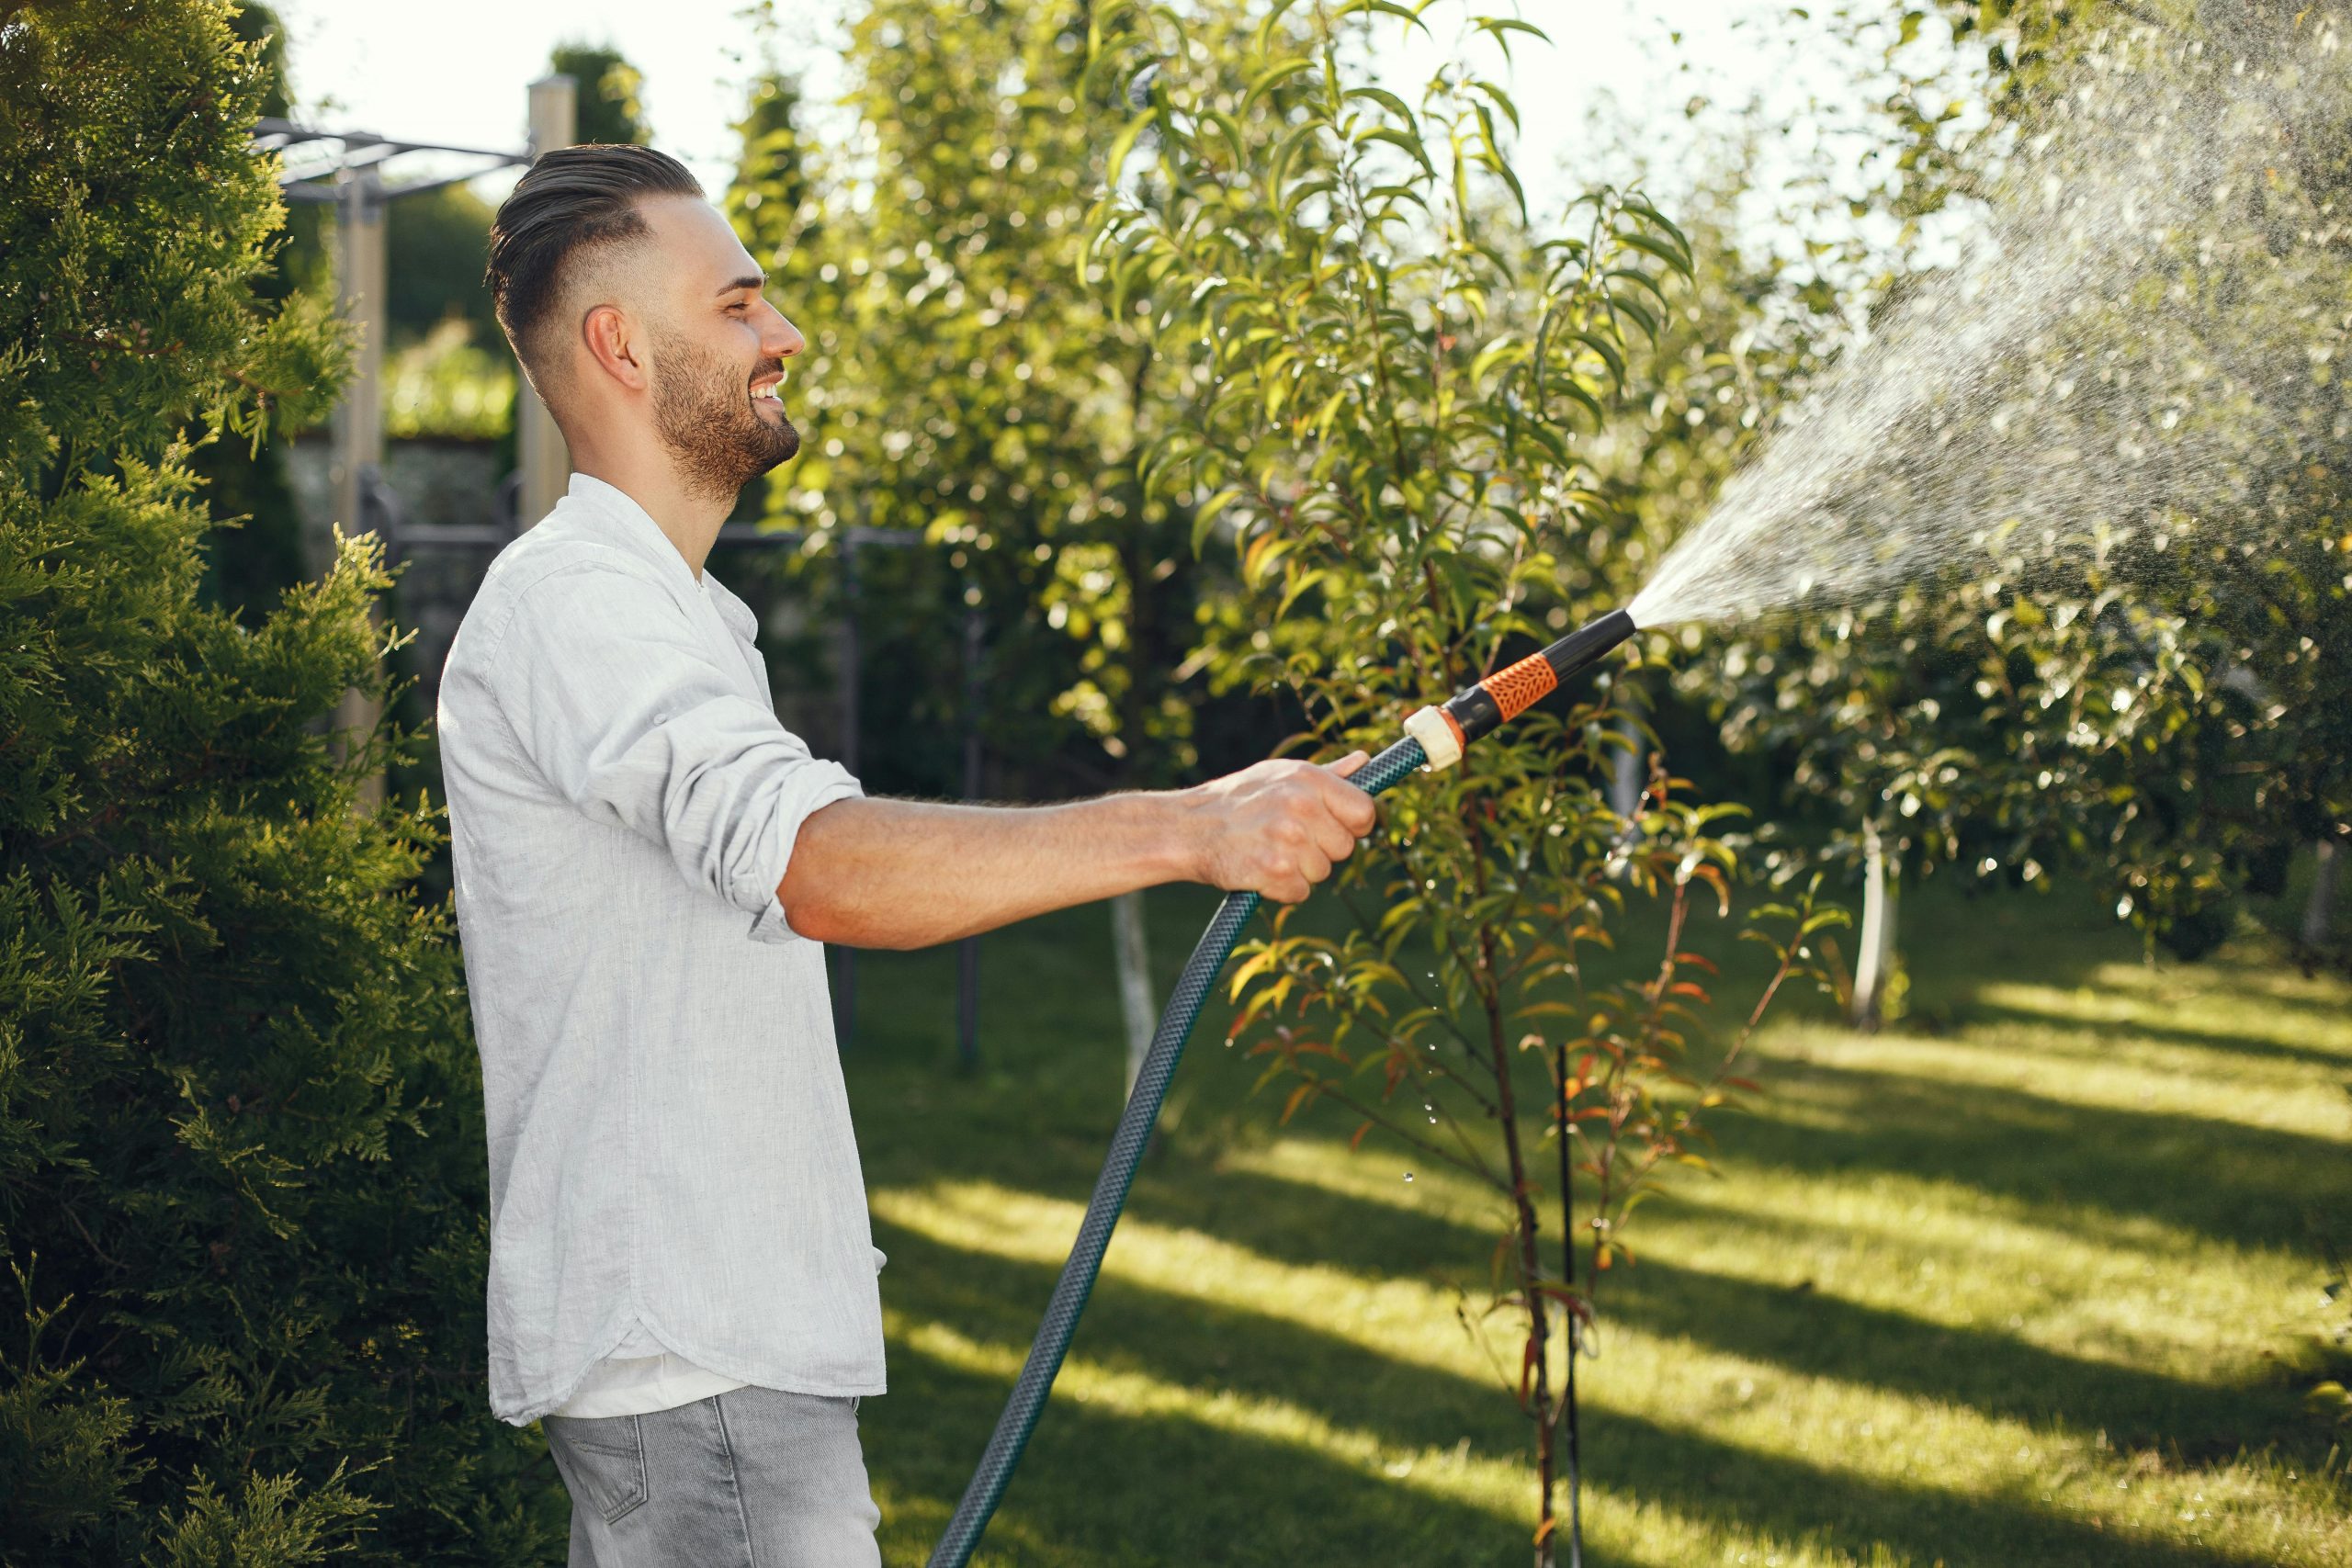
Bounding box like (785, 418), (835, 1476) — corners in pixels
(438, 144), (1377, 1567)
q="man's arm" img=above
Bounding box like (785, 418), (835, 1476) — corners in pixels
(778, 753), (1378, 949)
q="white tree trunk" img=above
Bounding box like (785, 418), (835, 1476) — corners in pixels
(1850, 818), (1901, 1030)
(2304, 838), (2342, 950)
(1113, 889), (1157, 1098)
(1609, 712), (1645, 825)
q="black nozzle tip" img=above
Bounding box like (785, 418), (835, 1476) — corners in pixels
(1542, 607), (1636, 684)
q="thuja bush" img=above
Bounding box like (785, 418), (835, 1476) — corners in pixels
(0, 5), (558, 1562)
(1083, 3), (1838, 1562)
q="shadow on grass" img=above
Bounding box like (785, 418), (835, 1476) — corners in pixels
(1951, 998), (2352, 1074)
(1123, 1157), (2323, 1455)
(1724, 1057), (2352, 1258)
(871, 1219), (2301, 1568)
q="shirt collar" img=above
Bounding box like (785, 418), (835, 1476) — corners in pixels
(562, 472), (706, 594)
(560, 473), (758, 644)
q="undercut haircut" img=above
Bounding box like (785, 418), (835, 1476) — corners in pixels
(485, 144), (704, 378)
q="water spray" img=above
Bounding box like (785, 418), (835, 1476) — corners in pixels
(926, 606), (1639, 1568)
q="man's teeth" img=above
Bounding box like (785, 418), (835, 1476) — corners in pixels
(754, 383), (782, 401)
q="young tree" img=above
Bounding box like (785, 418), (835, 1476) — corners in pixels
(1085, 5), (1833, 1561)
(0, 5), (559, 1561)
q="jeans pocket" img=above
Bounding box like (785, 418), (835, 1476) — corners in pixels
(547, 1413), (650, 1525)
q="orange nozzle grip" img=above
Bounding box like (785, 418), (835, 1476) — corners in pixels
(1481, 651), (1559, 723)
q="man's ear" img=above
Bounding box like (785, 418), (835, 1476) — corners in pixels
(581, 301), (649, 393)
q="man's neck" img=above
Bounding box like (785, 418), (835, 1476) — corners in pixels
(571, 456), (734, 581)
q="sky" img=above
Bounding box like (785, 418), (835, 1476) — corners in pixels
(267, 0), (1894, 227)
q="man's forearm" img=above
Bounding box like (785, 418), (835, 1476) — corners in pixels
(777, 792), (1198, 949)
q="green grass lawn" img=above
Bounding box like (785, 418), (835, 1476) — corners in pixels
(838, 871), (2352, 1566)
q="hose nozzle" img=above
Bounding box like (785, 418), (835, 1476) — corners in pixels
(1402, 607), (1636, 772)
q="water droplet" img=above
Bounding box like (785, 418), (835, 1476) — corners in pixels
(1402, 1172), (1416, 1183)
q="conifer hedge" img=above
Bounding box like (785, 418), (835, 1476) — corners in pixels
(0, 5), (556, 1561)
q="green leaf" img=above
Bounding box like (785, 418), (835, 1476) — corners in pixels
(1244, 59), (1317, 110)
(1190, 486), (1245, 555)
(1105, 106), (1157, 186)
(1344, 85), (1417, 125)
(1615, 231), (1693, 278)
(1475, 16), (1552, 51)
(1606, 290), (1662, 343)
(1464, 76), (1521, 132)
(1340, 0), (1435, 34)
(1254, 0), (1315, 56)
(1620, 199), (1691, 265)
(1360, 126), (1436, 178)
(1552, 376), (1608, 430)
(1566, 330), (1627, 391)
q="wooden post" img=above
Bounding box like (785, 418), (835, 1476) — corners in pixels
(332, 167), (388, 810)
(516, 74), (577, 531)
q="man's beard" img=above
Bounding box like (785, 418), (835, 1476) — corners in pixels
(649, 330), (800, 503)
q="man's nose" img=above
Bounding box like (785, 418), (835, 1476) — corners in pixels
(765, 304), (806, 360)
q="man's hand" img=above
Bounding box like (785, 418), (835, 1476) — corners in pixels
(1181, 751), (1378, 904)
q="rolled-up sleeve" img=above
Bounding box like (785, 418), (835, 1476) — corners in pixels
(483, 560), (861, 942)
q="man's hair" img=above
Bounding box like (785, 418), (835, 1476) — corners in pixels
(485, 144), (704, 375)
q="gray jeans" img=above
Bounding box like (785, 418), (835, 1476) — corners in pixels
(545, 1387), (882, 1568)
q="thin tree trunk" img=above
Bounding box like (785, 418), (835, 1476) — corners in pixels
(1608, 701), (1645, 828)
(1482, 926), (1555, 1568)
(1113, 889), (1156, 1098)
(1556, 1043), (1584, 1568)
(2302, 838), (2341, 951)
(1850, 818), (1901, 1030)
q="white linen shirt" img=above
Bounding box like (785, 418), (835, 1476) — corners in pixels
(437, 473), (882, 1427)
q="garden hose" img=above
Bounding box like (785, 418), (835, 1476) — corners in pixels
(925, 607), (1637, 1568)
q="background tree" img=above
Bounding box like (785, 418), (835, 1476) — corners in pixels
(0, 5), (560, 1561)
(1085, 5), (1833, 1561)
(728, 0), (1253, 1077)
(550, 41), (654, 148)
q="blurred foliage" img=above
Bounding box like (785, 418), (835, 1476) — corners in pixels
(551, 41), (653, 148)
(384, 184), (502, 352)
(1082, 4), (1836, 1560)
(384, 320), (516, 442)
(0, 3), (559, 1562)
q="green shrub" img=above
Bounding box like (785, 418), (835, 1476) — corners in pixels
(0, 5), (557, 1561)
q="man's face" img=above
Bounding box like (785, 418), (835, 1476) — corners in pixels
(635, 196), (807, 502)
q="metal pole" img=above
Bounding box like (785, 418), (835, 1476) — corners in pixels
(957, 580), (983, 1070)
(831, 539), (861, 1047)
(333, 167), (388, 811)
(516, 74), (576, 530)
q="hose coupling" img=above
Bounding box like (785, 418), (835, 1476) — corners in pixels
(1401, 705), (1464, 772)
